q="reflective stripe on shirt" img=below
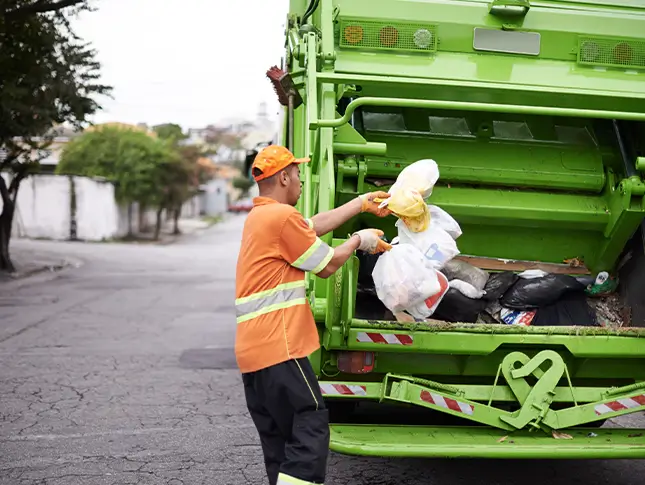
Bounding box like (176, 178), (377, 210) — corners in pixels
(291, 237), (334, 274)
(235, 280), (307, 324)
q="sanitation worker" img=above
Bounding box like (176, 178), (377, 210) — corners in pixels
(235, 145), (392, 485)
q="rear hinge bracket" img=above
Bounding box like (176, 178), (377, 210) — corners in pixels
(381, 373), (465, 402)
(489, 0), (530, 18)
(604, 380), (645, 399)
(500, 350), (565, 430)
(357, 160), (367, 194)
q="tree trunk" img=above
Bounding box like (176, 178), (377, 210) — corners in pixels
(0, 176), (17, 272)
(127, 203), (134, 237)
(139, 204), (150, 233)
(172, 205), (181, 235)
(153, 207), (164, 240)
(0, 206), (15, 272)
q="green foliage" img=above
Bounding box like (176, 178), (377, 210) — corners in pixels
(59, 124), (216, 219)
(58, 126), (174, 205)
(232, 175), (255, 196)
(152, 123), (187, 144)
(0, 1), (111, 158)
(0, 0), (111, 271)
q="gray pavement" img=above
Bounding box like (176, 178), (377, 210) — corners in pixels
(1, 214), (644, 485)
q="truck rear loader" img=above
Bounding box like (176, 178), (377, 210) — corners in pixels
(268, 0), (645, 459)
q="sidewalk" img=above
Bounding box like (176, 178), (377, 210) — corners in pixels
(117, 216), (222, 245)
(0, 216), (227, 283)
(0, 245), (82, 283)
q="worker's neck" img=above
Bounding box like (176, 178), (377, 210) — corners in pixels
(259, 189), (290, 205)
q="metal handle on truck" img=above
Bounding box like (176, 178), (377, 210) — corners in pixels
(309, 97), (645, 130)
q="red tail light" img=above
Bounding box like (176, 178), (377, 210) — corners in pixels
(337, 351), (375, 374)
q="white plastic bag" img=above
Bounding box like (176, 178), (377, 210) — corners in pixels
(396, 218), (460, 270)
(449, 279), (486, 299)
(372, 244), (440, 313)
(429, 205), (462, 240)
(389, 159), (440, 199)
(518, 269), (548, 279)
(406, 270), (450, 320)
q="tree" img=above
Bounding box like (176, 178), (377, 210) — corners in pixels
(232, 175), (255, 198)
(0, 0), (111, 271)
(152, 123), (187, 144)
(153, 125), (215, 236)
(58, 126), (174, 237)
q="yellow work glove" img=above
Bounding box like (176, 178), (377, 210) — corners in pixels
(359, 191), (392, 218)
(353, 229), (393, 254)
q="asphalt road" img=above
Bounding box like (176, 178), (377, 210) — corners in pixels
(1, 215), (644, 485)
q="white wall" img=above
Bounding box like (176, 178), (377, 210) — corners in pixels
(201, 179), (228, 216)
(2, 174), (210, 242)
(12, 175), (71, 240)
(74, 177), (120, 241)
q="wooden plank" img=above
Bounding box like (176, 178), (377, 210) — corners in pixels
(455, 255), (591, 275)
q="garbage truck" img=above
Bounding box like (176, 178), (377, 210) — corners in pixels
(268, 0), (645, 458)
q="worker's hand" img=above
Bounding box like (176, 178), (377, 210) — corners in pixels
(353, 229), (393, 254)
(359, 191), (392, 217)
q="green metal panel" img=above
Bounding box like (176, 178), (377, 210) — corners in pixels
(362, 133), (607, 193)
(344, 325), (645, 358)
(287, 0), (645, 458)
(329, 425), (645, 458)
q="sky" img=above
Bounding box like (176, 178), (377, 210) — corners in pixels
(71, 0), (290, 130)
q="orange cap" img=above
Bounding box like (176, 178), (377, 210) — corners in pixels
(251, 145), (309, 181)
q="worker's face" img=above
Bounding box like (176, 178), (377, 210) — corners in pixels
(285, 163), (302, 206)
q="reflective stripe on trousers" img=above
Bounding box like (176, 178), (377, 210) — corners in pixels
(277, 472), (321, 485)
(235, 280), (306, 324)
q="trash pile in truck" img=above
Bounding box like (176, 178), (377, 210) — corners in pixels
(367, 159), (627, 328)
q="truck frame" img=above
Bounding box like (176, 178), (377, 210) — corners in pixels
(277, 0), (645, 458)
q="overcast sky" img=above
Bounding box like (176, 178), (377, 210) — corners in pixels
(72, 0), (290, 130)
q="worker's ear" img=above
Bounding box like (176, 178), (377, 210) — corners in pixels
(278, 169), (289, 187)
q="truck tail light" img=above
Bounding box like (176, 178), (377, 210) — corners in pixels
(380, 26), (399, 47)
(344, 25), (364, 44)
(337, 351), (375, 374)
(413, 28), (433, 49)
(613, 42), (633, 65)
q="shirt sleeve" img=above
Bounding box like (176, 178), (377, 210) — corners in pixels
(279, 212), (334, 275)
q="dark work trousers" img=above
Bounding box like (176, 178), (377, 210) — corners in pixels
(242, 357), (330, 485)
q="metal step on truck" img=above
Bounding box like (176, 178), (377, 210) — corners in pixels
(272, 0), (645, 458)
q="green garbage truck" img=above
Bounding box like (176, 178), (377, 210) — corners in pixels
(272, 0), (645, 458)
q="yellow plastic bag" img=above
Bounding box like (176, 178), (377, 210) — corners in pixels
(386, 188), (430, 232)
(383, 159), (439, 233)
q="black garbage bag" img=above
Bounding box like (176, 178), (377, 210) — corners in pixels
(500, 274), (586, 310)
(357, 250), (381, 287)
(532, 292), (599, 327)
(433, 288), (488, 323)
(482, 271), (518, 302)
(357, 241), (389, 294)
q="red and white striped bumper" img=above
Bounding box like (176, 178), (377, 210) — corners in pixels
(421, 390), (474, 415)
(320, 383), (367, 396)
(356, 332), (413, 345)
(595, 393), (645, 415)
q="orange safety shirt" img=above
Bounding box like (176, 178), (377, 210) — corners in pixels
(234, 196), (334, 374)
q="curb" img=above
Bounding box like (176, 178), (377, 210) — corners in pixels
(0, 256), (84, 290)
